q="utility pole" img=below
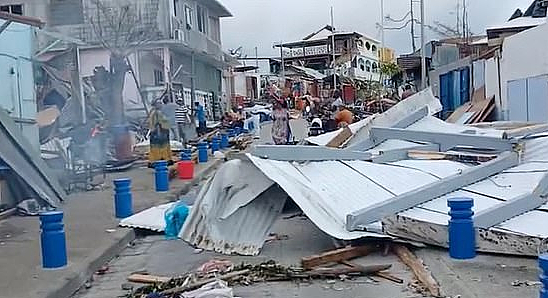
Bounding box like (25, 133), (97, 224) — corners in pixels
(410, 0), (416, 52)
(380, 0), (385, 61)
(255, 46), (259, 73)
(462, 0), (467, 41)
(420, 0), (427, 90)
(331, 6), (337, 91)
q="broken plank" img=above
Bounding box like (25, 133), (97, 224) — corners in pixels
(375, 271), (404, 284)
(326, 126), (353, 148)
(127, 274), (171, 284)
(307, 264), (391, 277)
(301, 245), (376, 269)
(392, 244), (441, 297)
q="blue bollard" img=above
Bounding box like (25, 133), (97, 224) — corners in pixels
(154, 161), (169, 192)
(221, 134), (229, 149)
(40, 211), (67, 269)
(448, 197), (476, 259)
(198, 142), (208, 163)
(113, 178), (133, 218)
(234, 127), (241, 135)
(211, 137), (220, 154)
(228, 129), (235, 138)
(540, 255), (548, 298)
(181, 148), (192, 161)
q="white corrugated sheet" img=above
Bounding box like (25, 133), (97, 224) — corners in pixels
(181, 91), (548, 256)
(119, 202), (176, 232)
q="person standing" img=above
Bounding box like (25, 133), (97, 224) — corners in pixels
(271, 99), (291, 145)
(331, 90), (344, 109)
(401, 84), (416, 99)
(194, 101), (207, 136)
(174, 99), (190, 144)
(161, 98), (179, 141)
(335, 105), (354, 127)
(148, 101), (172, 164)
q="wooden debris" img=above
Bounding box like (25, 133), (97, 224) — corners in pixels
(127, 274), (171, 284)
(392, 244), (441, 297)
(161, 269), (250, 295)
(340, 260), (402, 284)
(307, 264), (391, 277)
(326, 126), (353, 148)
(407, 150), (497, 163)
(301, 245), (376, 269)
(374, 271), (404, 284)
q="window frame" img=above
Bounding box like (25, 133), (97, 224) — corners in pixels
(0, 4), (23, 15)
(196, 5), (207, 34)
(184, 5), (193, 29)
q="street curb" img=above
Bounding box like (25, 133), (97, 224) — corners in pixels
(46, 159), (222, 298)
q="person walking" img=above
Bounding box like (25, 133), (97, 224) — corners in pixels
(161, 98), (179, 141)
(271, 99), (291, 145)
(175, 99), (190, 144)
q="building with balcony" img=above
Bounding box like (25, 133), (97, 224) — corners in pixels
(275, 26), (381, 82)
(0, 0), (232, 121)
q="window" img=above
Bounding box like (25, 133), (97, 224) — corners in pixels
(173, 0), (178, 17)
(184, 5), (193, 29)
(371, 45), (378, 52)
(0, 4), (23, 15)
(49, 0), (84, 26)
(197, 5), (207, 34)
(372, 62), (378, 73)
(365, 60), (372, 72)
(358, 58), (365, 71)
(365, 42), (371, 50)
(357, 40), (364, 48)
(154, 70), (164, 86)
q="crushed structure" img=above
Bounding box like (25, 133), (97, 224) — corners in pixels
(181, 88), (548, 257)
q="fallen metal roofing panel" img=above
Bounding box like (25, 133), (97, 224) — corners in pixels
(119, 202), (176, 232)
(180, 159), (281, 256)
(0, 108), (65, 207)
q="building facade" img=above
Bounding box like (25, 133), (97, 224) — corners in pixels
(0, 16), (39, 148)
(0, 0), (232, 121)
(276, 27), (381, 82)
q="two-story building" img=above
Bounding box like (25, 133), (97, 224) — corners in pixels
(275, 26), (381, 82)
(0, 0), (232, 121)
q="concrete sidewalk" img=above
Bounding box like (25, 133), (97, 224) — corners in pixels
(0, 158), (222, 298)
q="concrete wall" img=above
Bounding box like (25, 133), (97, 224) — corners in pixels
(0, 20), (38, 148)
(499, 22), (548, 119)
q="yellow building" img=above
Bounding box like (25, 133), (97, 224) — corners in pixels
(379, 48), (396, 63)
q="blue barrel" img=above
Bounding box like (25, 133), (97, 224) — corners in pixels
(447, 198), (476, 259)
(198, 142), (208, 163)
(154, 160), (169, 192)
(40, 211), (67, 269)
(228, 129), (235, 138)
(211, 137), (220, 154)
(220, 134), (229, 149)
(113, 178), (133, 218)
(540, 255), (548, 298)
(181, 148), (192, 161)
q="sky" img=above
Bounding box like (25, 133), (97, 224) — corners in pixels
(219, 0), (533, 57)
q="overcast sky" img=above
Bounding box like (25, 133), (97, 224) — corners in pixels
(219, 0), (533, 57)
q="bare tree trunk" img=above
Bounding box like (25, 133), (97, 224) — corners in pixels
(109, 54), (128, 126)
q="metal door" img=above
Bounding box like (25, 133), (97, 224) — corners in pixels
(439, 72), (454, 113)
(526, 75), (548, 122)
(460, 67), (470, 105)
(507, 79), (528, 121)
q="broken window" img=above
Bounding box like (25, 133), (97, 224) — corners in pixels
(185, 5), (193, 29)
(0, 4), (23, 15)
(358, 58), (365, 71)
(372, 62), (378, 73)
(366, 60), (372, 72)
(154, 70), (164, 86)
(197, 5), (207, 34)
